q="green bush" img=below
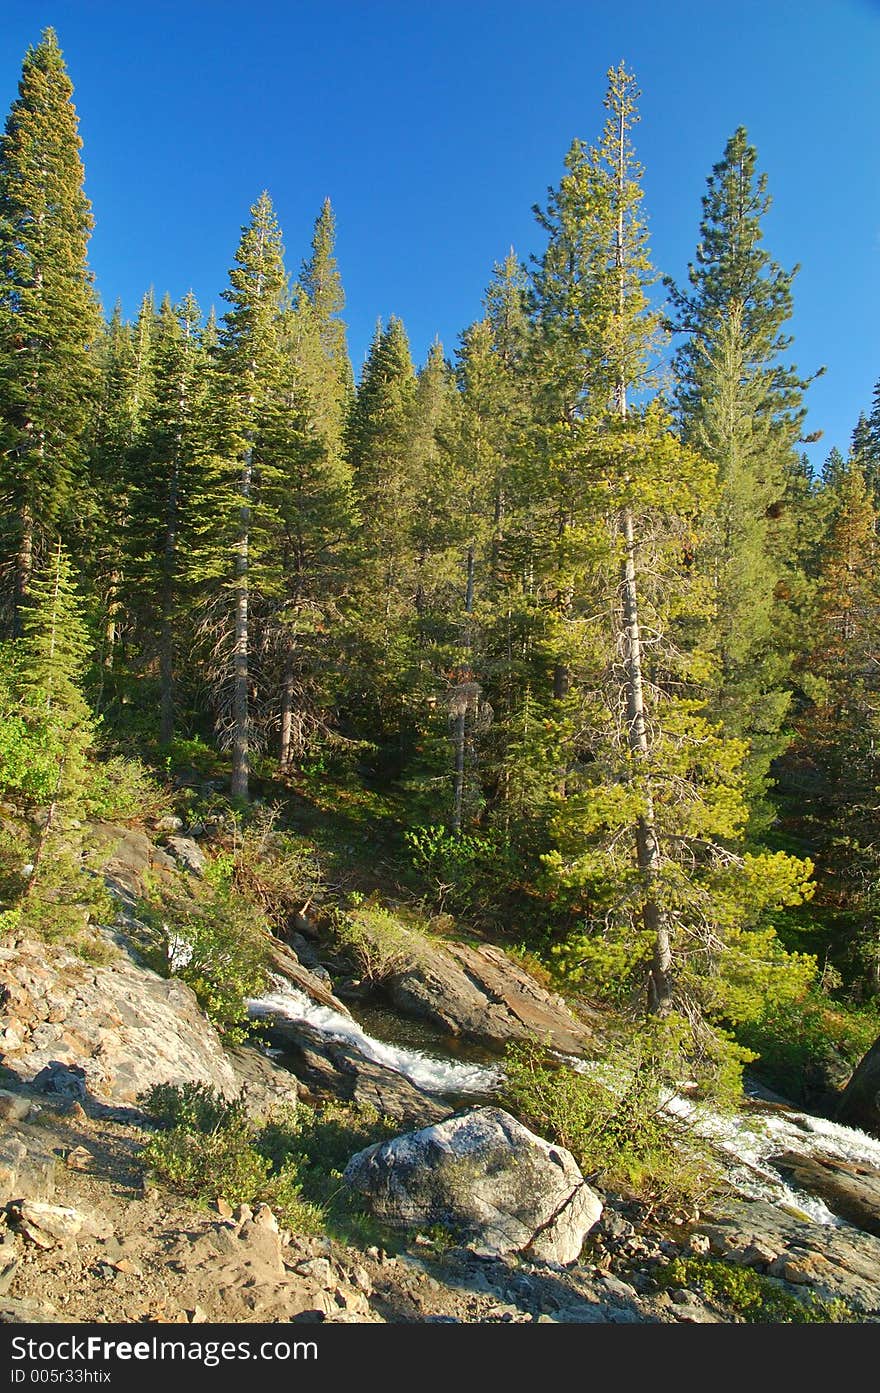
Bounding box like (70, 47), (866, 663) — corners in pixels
(737, 991), (880, 1104)
(332, 901), (426, 982)
(658, 1256), (857, 1322)
(404, 823), (499, 913)
(139, 1086), (322, 1234)
(85, 754), (173, 823)
(139, 869), (270, 1042)
(502, 1022), (723, 1209)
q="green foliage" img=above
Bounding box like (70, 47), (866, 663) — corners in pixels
(404, 823), (498, 912)
(139, 870), (270, 1041)
(737, 991), (880, 1104)
(658, 1256), (857, 1323)
(501, 1024), (723, 1209)
(139, 1085), (323, 1234)
(224, 806), (325, 930)
(139, 1085), (389, 1238)
(85, 753), (172, 823)
(331, 900), (427, 982)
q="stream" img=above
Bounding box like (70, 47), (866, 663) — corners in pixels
(248, 976), (880, 1229)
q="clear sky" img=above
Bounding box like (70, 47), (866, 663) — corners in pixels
(1, 0), (878, 469)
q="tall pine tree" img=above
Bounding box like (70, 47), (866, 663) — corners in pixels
(0, 28), (101, 628)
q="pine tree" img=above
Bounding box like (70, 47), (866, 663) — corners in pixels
(667, 126), (815, 822)
(0, 28), (101, 628)
(299, 197), (353, 400)
(194, 192), (289, 800)
(344, 317), (419, 748)
(784, 461), (880, 993)
(851, 376), (880, 503)
(528, 68), (814, 1032)
(124, 292), (207, 743)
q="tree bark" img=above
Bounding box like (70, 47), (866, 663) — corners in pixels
(620, 503), (673, 1014)
(230, 449), (251, 801)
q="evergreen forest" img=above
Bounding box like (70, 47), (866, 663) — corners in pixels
(4, 28), (880, 1102)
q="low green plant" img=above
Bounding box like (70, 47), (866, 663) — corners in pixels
(404, 823), (498, 912)
(737, 991), (880, 1104)
(658, 1255), (858, 1322)
(139, 1085), (323, 1234)
(332, 900), (426, 982)
(502, 1021), (724, 1210)
(139, 870), (270, 1042)
(85, 753), (173, 824)
(224, 806), (325, 930)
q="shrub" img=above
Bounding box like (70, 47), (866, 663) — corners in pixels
(332, 901), (426, 982)
(658, 1255), (857, 1323)
(138, 1085), (372, 1237)
(85, 754), (173, 824)
(736, 991), (880, 1104)
(501, 1021), (723, 1210)
(139, 870), (270, 1042)
(139, 1086), (323, 1233)
(225, 806), (325, 930)
(404, 823), (500, 913)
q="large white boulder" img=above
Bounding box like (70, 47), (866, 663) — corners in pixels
(343, 1106), (602, 1265)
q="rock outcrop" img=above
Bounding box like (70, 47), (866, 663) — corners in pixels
(0, 933), (239, 1104)
(260, 1018), (450, 1127)
(343, 1106), (602, 1264)
(770, 1151), (880, 1239)
(694, 1196), (880, 1315)
(837, 1032), (880, 1139)
(383, 939), (594, 1057)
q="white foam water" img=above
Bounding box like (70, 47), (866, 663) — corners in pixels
(250, 982), (880, 1226)
(562, 1053), (880, 1224)
(248, 979), (503, 1098)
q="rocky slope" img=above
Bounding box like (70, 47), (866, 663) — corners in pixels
(2, 819), (880, 1325)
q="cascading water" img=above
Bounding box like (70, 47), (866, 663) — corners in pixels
(248, 978), (503, 1097)
(250, 977), (880, 1230)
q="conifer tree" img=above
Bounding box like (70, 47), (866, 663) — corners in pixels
(344, 317), (418, 747)
(125, 292), (207, 742)
(529, 68), (813, 1031)
(0, 28), (101, 627)
(667, 126), (815, 821)
(194, 192), (289, 800)
(785, 461), (880, 993)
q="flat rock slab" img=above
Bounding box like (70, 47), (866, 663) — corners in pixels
(385, 939), (593, 1057)
(344, 1106), (602, 1265)
(770, 1151), (880, 1239)
(696, 1196), (880, 1314)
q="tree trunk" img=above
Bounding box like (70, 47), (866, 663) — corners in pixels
(620, 503), (673, 1014)
(230, 450), (252, 802)
(14, 503), (34, 635)
(279, 657), (296, 770)
(452, 544), (476, 834)
(159, 455), (179, 746)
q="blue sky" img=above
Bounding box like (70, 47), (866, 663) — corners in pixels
(1, 0), (878, 468)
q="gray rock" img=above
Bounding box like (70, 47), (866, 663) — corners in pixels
(696, 1196), (880, 1314)
(0, 934), (239, 1104)
(0, 1135), (56, 1206)
(265, 1019), (449, 1127)
(343, 1106), (602, 1265)
(164, 837), (207, 877)
(770, 1151), (880, 1239)
(0, 1089), (31, 1122)
(384, 939), (595, 1056)
(837, 1032), (880, 1138)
